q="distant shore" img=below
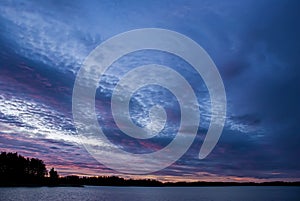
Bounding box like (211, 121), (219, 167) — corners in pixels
(1, 151), (299, 188)
(1, 181), (299, 188)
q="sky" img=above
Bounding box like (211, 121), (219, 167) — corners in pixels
(0, 0), (300, 182)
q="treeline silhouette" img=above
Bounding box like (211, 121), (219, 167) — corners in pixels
(0, 151), (162, 187)
(1, 151), (299, 187)
(0, 152), (47, 186)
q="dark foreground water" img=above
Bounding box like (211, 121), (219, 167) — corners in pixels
(0, 186), (299, 201)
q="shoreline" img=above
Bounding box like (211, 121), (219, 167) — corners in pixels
(1, 182), (299, 188)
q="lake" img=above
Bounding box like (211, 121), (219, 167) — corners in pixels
(0, 186), (299, 201)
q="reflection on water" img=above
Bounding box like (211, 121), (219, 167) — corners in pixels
(0, 186), (299, 201)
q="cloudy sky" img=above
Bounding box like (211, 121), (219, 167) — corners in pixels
(0, 0), (299, 182)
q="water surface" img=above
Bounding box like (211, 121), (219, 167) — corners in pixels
(0, 186), (299, 201)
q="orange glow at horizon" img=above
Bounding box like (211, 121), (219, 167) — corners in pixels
(48, 164), (300, 183)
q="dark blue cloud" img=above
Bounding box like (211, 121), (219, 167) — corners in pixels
(0, 0), (299, 181)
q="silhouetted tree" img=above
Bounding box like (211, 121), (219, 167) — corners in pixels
(49, 167), (59, 179)
(29, 158), (47, 178)
(48, 167), (59, 185)
(0, 151), (47, 186)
